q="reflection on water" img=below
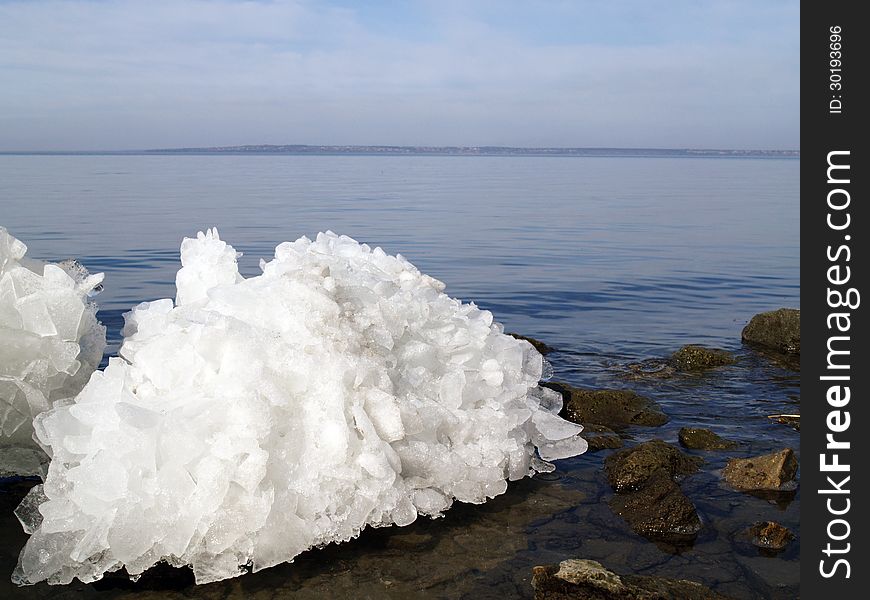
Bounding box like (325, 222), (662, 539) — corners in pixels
(0, 155), (799, 598)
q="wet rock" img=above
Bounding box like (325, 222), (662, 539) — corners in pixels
(735, 554), (800, 590)
(603, 442), (703, 545)
(741, 308), (800, 354)
(670, 345), (736, 371)
(384, 531), (435, 552)
(604, 440), (702, 492)
(531, 558), (732, 599)
(621, 359), (676, 380)
(678, 427), (738, 451)
(722, 448), (798, 491)
(508, 333), (554, 355)
(581, 424), (624, 452)
(745, 488), (798, 508)
(742, 521), (794, 553)
(609, 471), (702, 545)
(543, 382), (669, 430)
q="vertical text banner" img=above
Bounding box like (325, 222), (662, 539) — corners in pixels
(802, 1), (867, 597)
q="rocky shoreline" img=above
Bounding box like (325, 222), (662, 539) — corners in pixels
(525, 307), (800, 599)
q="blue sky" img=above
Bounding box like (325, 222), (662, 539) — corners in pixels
(0, 0), (799, 151)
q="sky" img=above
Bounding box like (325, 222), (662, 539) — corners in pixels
(0, 0), (799, 151)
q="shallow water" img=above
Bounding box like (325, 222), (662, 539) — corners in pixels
(0, 154), (799, 598)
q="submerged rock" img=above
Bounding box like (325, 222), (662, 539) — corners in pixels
(678, 427), (738, 450)
(608, 471), (702, 546)
(741, 308), (800, 354)
(13, 230), (588, 587)
(741, 521), (794, 553)
(543, 382), (669, 430)
(508, 333), (554, 355)
(0, 227), (106, 458)
(532, 558), (732, 599)
(621, 358), (676, 380)
(604, 441), (702, 545)
(670, 345), (735, 371)
(722, 448), (798, 491)
(604, 440), (702, 493)
(580, 424), (623, 452)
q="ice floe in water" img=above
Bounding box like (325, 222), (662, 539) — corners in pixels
(0, 227), (105, 476)
(13, 229), (586, 586)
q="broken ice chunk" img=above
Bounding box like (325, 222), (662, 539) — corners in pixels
(14, 485), (47, 534)
(15, 296), (58, 337)
(14, 229), (587, 587)
(1, 226), (105, 461)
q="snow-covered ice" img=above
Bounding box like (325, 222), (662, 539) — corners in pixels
(13, 229), (587, 585)
(0, 227), (105, 476)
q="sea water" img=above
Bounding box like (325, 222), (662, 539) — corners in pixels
(0, 154), (799, 599)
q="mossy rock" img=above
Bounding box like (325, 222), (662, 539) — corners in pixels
(608, 471), (702, 546)
(580, 424), (624, 452)
(543, 382), (669, 431)
(670, 345), (736, 371)
(678, 427), (738, 450)
(604, 440), (702, 492)
(742, 308), (800, 354)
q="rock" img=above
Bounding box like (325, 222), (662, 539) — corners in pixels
(678, 427), (738, 450)
(604, 440), (702, 492)
(670, 345), (736, 371)
(531, 558), (732, 599)
(742, 521), (794, 552)
(741, 308), (800, 354)
(609, 471), (702, 545)
(543, 382), (669, 430)
(508, 333), (554, 355)
(384, 531), (435, 552)
(735, 554), (800, 590)
(621, 359), (676, 380)
(722, 448), (798, 491)
(581, 424), (623, 452)
(533, 559), (625, 597)
(603, 442), (703, 545)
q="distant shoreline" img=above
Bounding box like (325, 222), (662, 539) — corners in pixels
(0, 145), (799, 158)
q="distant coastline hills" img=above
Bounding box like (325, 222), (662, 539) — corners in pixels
(3, 145), (799, 157)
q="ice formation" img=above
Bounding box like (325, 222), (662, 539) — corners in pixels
(14, 229), (587, 586)
(0, 227), (105, 476)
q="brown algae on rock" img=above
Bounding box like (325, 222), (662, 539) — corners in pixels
(670, 345), (736, 371)
(741, 308), (800, 354)
(604, 440), (702, 493)
(678, 427), (738, 450)
(543, 382), (669, 430)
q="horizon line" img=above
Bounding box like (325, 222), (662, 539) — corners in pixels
(0, 144), (800, 156)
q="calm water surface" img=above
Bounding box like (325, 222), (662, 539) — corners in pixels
(0, 155), (799, 599)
